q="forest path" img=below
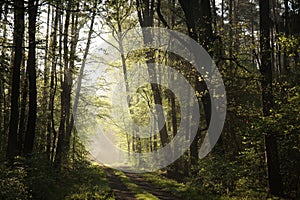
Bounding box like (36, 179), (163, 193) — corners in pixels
(104, 167), (137, 200)
(103, 167), (181, 200)
(124, 172), (181, 200)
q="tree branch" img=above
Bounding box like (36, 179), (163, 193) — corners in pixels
(157, 0), (170, 29)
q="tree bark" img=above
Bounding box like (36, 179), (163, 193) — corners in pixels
(259, 0), (283, 197)
(72, 0), (97, 162)
(18, 64), (28, 153)
(283, 0), (289, 74)
(136, 0), (169, 147)
(65, 3), (80, 153)
(24, 0), (38, 155)
(178, 0), (213, 165)
(49, 5), (60, 165)
(55, 1), (71, 168)
(7, 0), (25, 160)
(43, 3), (51, 161)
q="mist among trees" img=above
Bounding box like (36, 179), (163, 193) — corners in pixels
(0, 0), (299, 199)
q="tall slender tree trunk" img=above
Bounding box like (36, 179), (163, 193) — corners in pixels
(178, 0), (213, 165)
(229, 0), (233, 66)
(49, 5), (60, 165)
(283, 0), (290, 74)
(65, 3), (80, 153)
(136, 0), (169, 147)
(18, 63), (28, 153)
(24, 0), (38, 155)
(7, 0), (25, 159)
(55, 1), (81, 167)
(0, 1), (3, 21)
(55, 2), (71, 168)
(116, 10), (134, 155)
(259, 0), (283, 197)
(43, 3), (51, 161)
(72, 0), (97, 162)
(0, 2), (7, 154)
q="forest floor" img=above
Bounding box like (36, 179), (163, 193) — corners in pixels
(103, 167), (181, 200)
(0, 158), (265, 199)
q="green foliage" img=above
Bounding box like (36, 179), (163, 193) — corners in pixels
(65, 164), (113, 200)
(0, 0), (299, 198)
(277, 34), (300, 57)
(28, 159), (113, 200)
(114, 170), (159, 200)
(195, 154), (241, 195)
(141, 172), (220, 200)
(192, 148), (265, 199)
(271, 83), (300, 199)
(0, 156), (113, 200)
(0, 161), (31, 200)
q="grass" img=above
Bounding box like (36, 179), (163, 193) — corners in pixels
(29, 162), (114, 200)
(140, 172), (268, 200)
(113, 170), (159, 200)
(0, 157), (114, 200)
(141, 172), (220, 200)
(64, 163), (114, 200)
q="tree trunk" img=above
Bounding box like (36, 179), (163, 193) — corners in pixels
(178, 0), (213, 165)
(49, 5), (60, 165)
(72, 0), (97, 163)
(24, 0), (38, 155)
(55, 2), (71, 168)
(18, 64), (28, 153)
(65, 4), (80, 153)
(43, 3), (51, 161)
(7, 0), (25, 160)
(136, 0), (169, 147)
(283, 0), (290, 74)
(0, 2), (8, 155)
(259, 0), (283, 197)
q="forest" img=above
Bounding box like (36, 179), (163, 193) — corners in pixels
(0, 0), (299, 199)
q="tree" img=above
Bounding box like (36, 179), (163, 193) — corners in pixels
(7, 0), (25, 159)
(259, 0), (283, 197)
(136, 0), (169, 147)
(55, 0), (78, 168)
(178, 0), (213, 165)
(24, 0), (39, 155)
